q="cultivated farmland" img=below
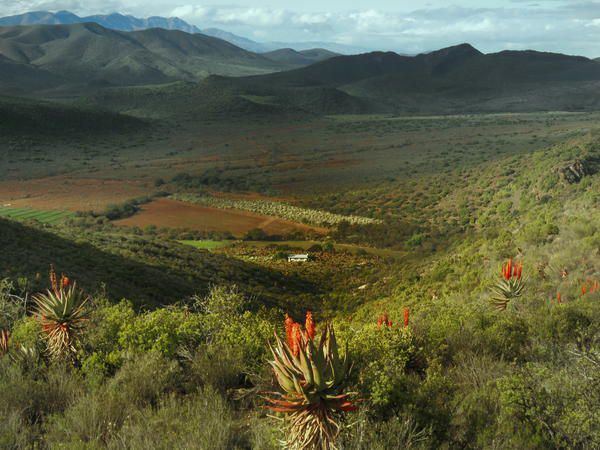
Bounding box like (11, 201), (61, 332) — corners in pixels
(0, 207), (74, 224)
(171, 194), (381, 226)
(113, 198), (328, 236)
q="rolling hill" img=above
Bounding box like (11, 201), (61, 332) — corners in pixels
(0, 54), (64, 94)
(198, 43), (600, 114)
(0, 22), (289, 93)
(0, 95), (145, 136)
(0, 218), (317, 309)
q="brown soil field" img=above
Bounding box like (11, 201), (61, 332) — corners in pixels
(114, 198), (328, 236)
(0, 176), (149, 211)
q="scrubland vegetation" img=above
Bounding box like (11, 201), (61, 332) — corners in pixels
(1, 121), (599, 448)
(3, 22), (600, 449)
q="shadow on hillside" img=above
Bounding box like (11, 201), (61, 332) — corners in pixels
(0, 218), (321, 312)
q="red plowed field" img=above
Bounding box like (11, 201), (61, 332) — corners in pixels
(114, 198), (328, 236)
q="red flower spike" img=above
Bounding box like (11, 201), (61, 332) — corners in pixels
(403, 307), (410, 328)
(581, 286), (587, 296)
(377, 312), (394, 329)
(305, 311), (316, 340)
(284, 314), (295, 349)
(556, 292), (562, 304)
(292, 323), (302, 357)
(516, 262), (523, 279)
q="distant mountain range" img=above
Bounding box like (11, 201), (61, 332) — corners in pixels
(0, 10), (200, 33)
(200, 28), (367, 54)
(0, 22), (288, 93)
(193, 43), (600, 115)
(0, 11), (364, 55)
(2, 18), (600, 116)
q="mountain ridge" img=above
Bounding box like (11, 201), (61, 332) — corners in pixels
(0, 11), (366, 55)
(0, 10), (201, 33)
(196, 43), (600, 115)
(0, 22), (287, 91)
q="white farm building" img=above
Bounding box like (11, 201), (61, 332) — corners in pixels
(288, 254), (309, 262)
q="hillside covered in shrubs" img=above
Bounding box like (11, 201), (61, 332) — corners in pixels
(0, 132), (599, 449)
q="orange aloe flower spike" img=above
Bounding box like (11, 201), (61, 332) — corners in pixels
(284, 314), (295, 349)
(403, 307), (410, 328)
(305, 311), (316, 340)
(291, 323), (302, 357)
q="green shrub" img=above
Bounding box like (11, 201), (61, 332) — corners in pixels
(10, 316), (41, 349)
(340, 410), (432, 450)
(118, 307), (204, 358)
(107, 353), (181, 408)
(115, 387), (236, 450)
(348, 324), (416, 414)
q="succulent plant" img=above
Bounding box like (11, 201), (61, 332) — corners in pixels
(266, 312), (356, 450)
(491, 259), (526, 311)
(11, 345), (43, 372)
(32, 267), (89, 361)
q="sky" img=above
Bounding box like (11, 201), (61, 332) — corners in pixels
(3, 0), (600, 56)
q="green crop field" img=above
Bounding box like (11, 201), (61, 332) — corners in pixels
(178, 240), (232, 250)
(0, 207), (75, 224)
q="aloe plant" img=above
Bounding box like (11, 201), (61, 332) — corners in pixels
(266, 312), (356, 450)
(491, 259), (526, 311)
(32, 267), (89, 361)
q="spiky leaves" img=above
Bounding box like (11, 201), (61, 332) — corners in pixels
(491, 259), (526, 311)
(0, 329), (9, 357)
(33, 282), (89, 361)
(266, 317), (356, 450)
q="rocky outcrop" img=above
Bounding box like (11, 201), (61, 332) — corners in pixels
(557, 157), (600, 183)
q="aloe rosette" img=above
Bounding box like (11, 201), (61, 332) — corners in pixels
(33, 267), (89, 361)
(266, 313), (356, 450)
(491, 259), (526, 311)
